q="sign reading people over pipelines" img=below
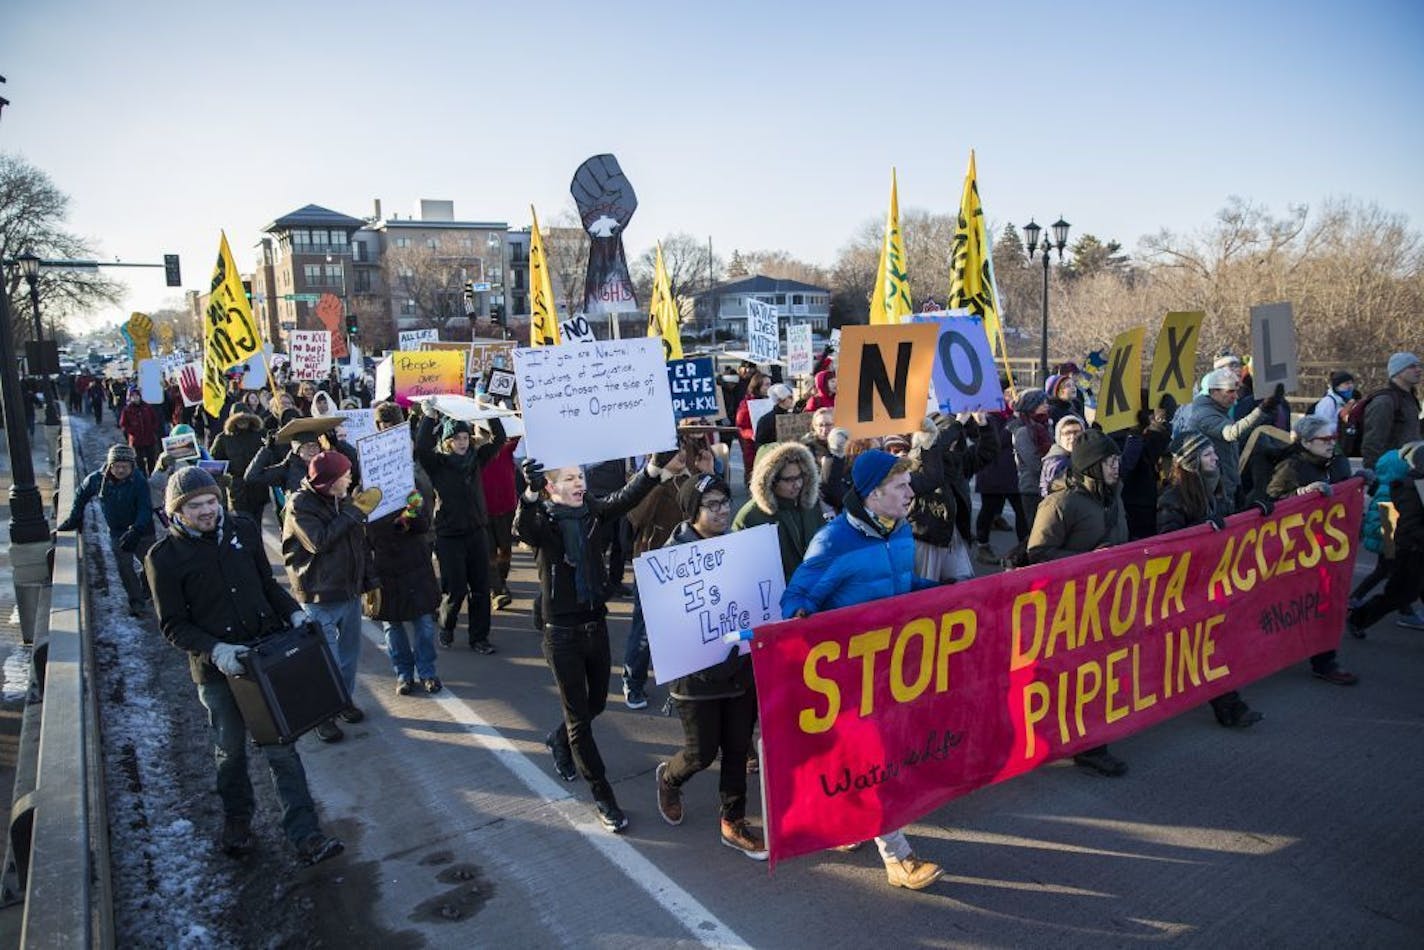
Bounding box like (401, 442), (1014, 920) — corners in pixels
(751, 484), (1364, 866)
(392, 350), (466, 407)
(514, 336), (677, 469)
(666, 357), (719, 420)
(355, 424), (415, 522)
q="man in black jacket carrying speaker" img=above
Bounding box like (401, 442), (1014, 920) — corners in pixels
(146, 466), (344, 866)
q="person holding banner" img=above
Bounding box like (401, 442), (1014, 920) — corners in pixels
(516, 450), (674, 833)
(781, 450), (944, 889)
(1180, 369), (1279, 511)
(653, 474), (767, 859)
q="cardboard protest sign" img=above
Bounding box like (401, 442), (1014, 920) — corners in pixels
(666, 357), (719, 420)
(752, 483), (1365, 865)
(162, 433), (199, 461)
(634, 524), (785, 683)
(747, 299), (780, 364)
(786, 323), (814, 378)
(469, 339), (515, 377)
(559, 313), (598, 344)
(487, 367), (517, 399)
(832, 323), (939, 438)
(514, 337), (677, 469)
(333, 409), (377, 444)
(1149, 311), (1204, 410)
(419, 340), (476, 380)
(398, 328), (440, 351)
(1250, 302), (1298, 393)
(288, 330), (332, 381)
(355, 424), (414, 522)
(1098, 326), (1146, 434)
(392, 350), (466, 407)
(775, 412), (814, 443)
(917, 311), (1004, 414)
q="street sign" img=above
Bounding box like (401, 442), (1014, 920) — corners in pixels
(163, 254), (181, 287)
(282, 293), (321, 302)
(471, 282), (491, 292)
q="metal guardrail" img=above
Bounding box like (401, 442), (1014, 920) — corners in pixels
(3, 413), (114, 947)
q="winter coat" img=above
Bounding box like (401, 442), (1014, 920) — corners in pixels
(146, 511), (299, 684)
(731, 441), (824, 579)
(362, 505), (439, 622)
(1156, 479), (1228, 535)
(515, 469), (657, 626)
(585, 458), (631, 499)
(119, 402), (161, 448)
(908, 418), (997, 545)
(974, 412), (1019, 496)
(1116, 423), (1170, 514)
(281, 482), (375, 603)
(627, 471), (690, 556)
(1026, 480), (1128, 562)
(1039, 446), (1072, 498)
(1265, 443), (1354, 501)
(665, 523), (755, 701)
(479, 440), (522, 518)
(803, 370), (836, 412)
(1178, 393), (1266, 506)
(1010, 417), (1049, 495)
(782, 496), (934, 617)
(414, 415), (506, 535)
(1360, 384), (1422, 470)
(1386, 470), (1424, 555)
(754, 406), (788, 447)
(735, 397), (759, 474)
(66, 467), (153, 539)
(1362, 449), (1410, 554)
(209, 412), (267, 510)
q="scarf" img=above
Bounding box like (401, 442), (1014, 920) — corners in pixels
(172, 508), (226, 546)
(550, 503), (597, 604)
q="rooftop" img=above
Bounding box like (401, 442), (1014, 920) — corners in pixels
(263, 204), (367, 232)
(693, 274), (830, 297)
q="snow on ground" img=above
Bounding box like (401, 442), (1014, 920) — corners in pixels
(2, 644), (31, 702)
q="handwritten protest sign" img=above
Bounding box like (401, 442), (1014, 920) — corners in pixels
(355, 424), (415, 522)
(1150, 311), (1204, 410)
(1250, 302), (1298, 393)
(469, 339), (515, 377)
(786, 323), (814, 378)
(333, 409), (377, 444)
(747, 298), (780, 364)
(634, 524), (785, 683)
(487, 367), (517, 399)
(392, 350), (466, 407)
(398, 328), (440, 350)
(514, 337), (677, 469)
(833, 323), (939, 438)
(420, 341), (476, 380)
(289, 330), (332, 380)
(916, 311), (1005, 414)
(666, 357), (719, 420)
(775, 412), (813, 443)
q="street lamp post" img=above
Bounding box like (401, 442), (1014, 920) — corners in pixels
(17, 251), (61, 426)
(0, 262), (49, 546)
(1022, 217), (1071, 382)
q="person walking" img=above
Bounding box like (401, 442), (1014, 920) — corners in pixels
(118, 388), (163, 475)
(210, 409), (269, 524)
(1179, 368), (1281, 511)
(1360, 352), (1422, 469)
(364, 489), (443, 696)
(57, 444), (155, 615)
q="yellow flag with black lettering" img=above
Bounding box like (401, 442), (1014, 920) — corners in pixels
(529, 205), (562, 348)
(869, 169), (912, 325)
(646, 243), (684, 359)
(202, 232), (263, 416)
(947, 150), (1004, 355)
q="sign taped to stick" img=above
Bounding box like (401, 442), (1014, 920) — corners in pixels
(832, 323), (939, 438)
(1250, 302), (1298, 393)
(786, 323), (814, 378)
(917, 311), (1004, 414)
(747, 299), (780, 365)
(1150, 311), (1204, 410)
(1098, 326), (1146, 434)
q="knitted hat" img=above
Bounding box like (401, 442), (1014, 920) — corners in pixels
(768, 383), (794, 403)
(442, 418), (472, 441)
(852, 449), (900, 498)
(883, 434), (911, 455)
(678, 473), (732, 521)
(1070, 430), (1121, 475)
(1204, 367), (1240, 391)
(307, 451), (352, 493)
(1015, 388), (1048, 415)
(1329, 371), (1355, 389)
(1387, 352), (1420, 378)
(1174, 432), (1213, 470)
(165, 465), (220, 514)
(1292, 414), (1336, 442)
(1214, 351), (1242, 370)
(105, 444), (137, 467)
(170, 423), (195, 438)
(374, 401), (405, 429)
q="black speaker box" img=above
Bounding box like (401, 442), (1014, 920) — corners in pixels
(228, 623), (351, 745)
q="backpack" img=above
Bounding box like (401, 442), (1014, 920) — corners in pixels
(1340, 388), (1393, 458)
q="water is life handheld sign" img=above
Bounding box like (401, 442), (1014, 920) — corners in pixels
(634, 524), (786, 683)
(355, 424), (415, 522)
(666, 357), (719, 420)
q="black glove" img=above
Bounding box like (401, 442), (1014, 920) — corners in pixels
(1207, 512), (1227, 531)
(57, 517), (79, 533)
(118, 528), (141, 552)
(1259, 383), (1286, 415)
(1252, 497), (1275, 518)
(651, 449), (678, 469)
(522, 458), (547, 494)
(264, 430), (278, 450)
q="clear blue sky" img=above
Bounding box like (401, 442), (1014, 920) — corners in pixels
(3, 0), (1422, 328)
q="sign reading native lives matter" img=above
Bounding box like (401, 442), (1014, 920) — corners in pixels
(746, 299), (781, 365)
(288, 330), (332, 381)
(634, 524), (786, 683)
(786, 323), (814, 378)
(752, 483), (1365, 865)
(1097, 325), (1146, 434)
(355, 424), (415, 522)
(915, 311), (1005, 414)
(666, 357), (719, 420)
(833, 323), (939, 439)
(514, 336), (677, 469)
(392, 350), (466, 407)
(1250, 302), (1298, 393)
(1149, 311), (1204, 410)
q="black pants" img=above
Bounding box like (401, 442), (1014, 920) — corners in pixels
(487, 511), (514, 592)
(542, 621), (614, 802)
(665, 689), (758, 821)
(596, 515), (629, 592)
(1352, 555), (1393, 602)
(975, 492), (1028, 543)
(1352, 551), (1424, 629)
(435, 531), (492, 644)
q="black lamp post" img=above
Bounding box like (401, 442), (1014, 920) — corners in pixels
(1023, 217), (1071, 381)
(0, 259), (50, 545)
(17, 250), (60, 425)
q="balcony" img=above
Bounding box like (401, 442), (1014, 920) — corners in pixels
(290, 243), (351, 257)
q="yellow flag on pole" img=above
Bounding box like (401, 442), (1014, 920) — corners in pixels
(202, 231), (264, 416)
(528, 206), (562, 348)
(646, 243), (684, 359)
(947, 150), (1005, 354)
(868, 168), (912, 325)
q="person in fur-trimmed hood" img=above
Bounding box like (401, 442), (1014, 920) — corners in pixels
(731, 440), (825, 581)
(210, 411), (269, 520)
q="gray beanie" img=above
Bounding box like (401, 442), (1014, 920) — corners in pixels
(1387, 352), (1420, 379)
(165, 465), (220, 514)
(105, 444), (137, 467)
(1204, 367), (1240, 391)
(1292, 414), (1336, 443)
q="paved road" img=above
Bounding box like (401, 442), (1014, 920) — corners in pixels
(251, 518), (1424, 947)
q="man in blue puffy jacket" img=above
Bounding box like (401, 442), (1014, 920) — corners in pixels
(781, 449), (943, 891)
(57, 443), (155, 615)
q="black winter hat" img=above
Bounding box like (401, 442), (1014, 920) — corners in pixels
(678, 474), (731, 522)
(1070, 430), (1121, 476)
(166, 466), (220, 514)
(1329, 371), (1355, 389)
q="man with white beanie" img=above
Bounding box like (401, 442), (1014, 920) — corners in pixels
(1360, 352), (1422, 470)
(1181, 367), (1282, 511)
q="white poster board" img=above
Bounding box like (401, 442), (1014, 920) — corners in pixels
(355, 423), (415, 522)
(374, 355), (394, 401)
(786, 323), (814, 378)
(633, 524), (786, 683)
(398, 328), (440, 351)
(333, 408), (377, 444)
(421, 393), (520, 423)
(746, 298), (780, 364)
(138, 359), (164, 403)
(747, 397), (775, 436)
(513, 337), (677, 469)
(289, 330), (332, 381)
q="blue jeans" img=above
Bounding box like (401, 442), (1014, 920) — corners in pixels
(301, 600), (363, 696)
(383, 614), (438, 681)
(197, 679), (319, 847)
(621, 597), (650, 692)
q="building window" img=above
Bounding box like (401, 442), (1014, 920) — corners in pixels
(303, 264), (322, 284)
(774, 294), (786, 305)
(426, 238), (439, 250)
(354, 269), (372, 293)
(400, 299), (416, 316)
(328, 230), (348, 246)
(394, 236), (411, 248)
(792, 294), (804, 305)
(292, 228), (312, 248)
(325, 264), (343, 286)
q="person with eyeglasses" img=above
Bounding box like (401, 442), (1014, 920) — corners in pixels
(732, 442), (825, 581)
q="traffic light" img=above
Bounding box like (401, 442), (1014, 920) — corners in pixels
(345, 312), (359, 337)
(163, 254), (181, 287)
(490, 303), (505, 326)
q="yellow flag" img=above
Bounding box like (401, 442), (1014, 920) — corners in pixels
(528, 206), (562, 348)
(869, 168), (912, 325)
(646, 243), (684, 360)
(947, 150), (1004, 354)
(202, 231), (263, 416)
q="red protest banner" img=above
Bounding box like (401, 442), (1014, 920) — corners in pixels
(750, 482), (1364, 866)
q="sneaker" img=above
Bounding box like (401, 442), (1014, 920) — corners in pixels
(395, 677), (414, 696)
(746, 750), (760, 774)
(438, 627), (454, 648)
(314, 719), (344, 743)
(1347, 613), (1368, 639)
(1313, 665), (1359, 686)
(655, 763), (683, 825)
(624, 686), (648, 710)
(595, 799), (629, 833)
(885, 854), (944, 890)
(1395, 608), (1424, 631)
(220, 816), (255, 856)
(545, 734), (577, 782)
(337, 705), (365, 724)
(975, 545), (1000, 566)
(1213, 701), (1264, 729)
(831, 841), (864, 853)
(494, 589), (513, 610)
(422, 677), (443, 694)
(719, 819), (768, 860)
(297, 832), (345, 867)
(1073, 747), (1128, 777)
(469, 640), (497, 655)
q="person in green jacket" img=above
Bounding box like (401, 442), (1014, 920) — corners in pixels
(731, 441), (826, 580)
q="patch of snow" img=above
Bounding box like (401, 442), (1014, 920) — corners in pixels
(2, 644), (32, 702)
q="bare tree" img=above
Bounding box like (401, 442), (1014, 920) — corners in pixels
(736, 250), (828, 287)
(631, 232), (721, 315)
(541, 206), (590, 319)
(380, 232), (485, 329)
